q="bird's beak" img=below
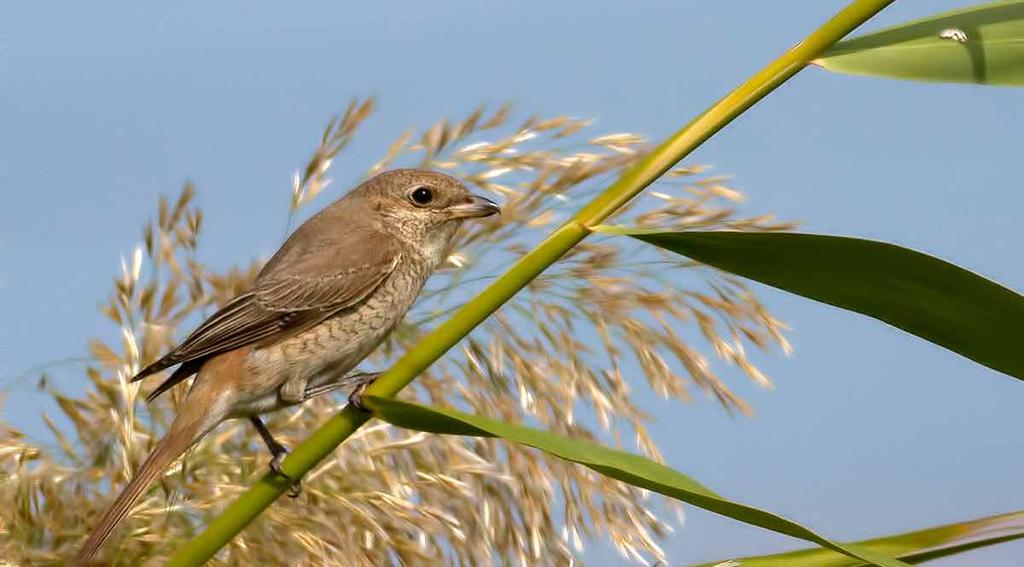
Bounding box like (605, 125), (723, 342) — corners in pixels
(447, 195), (501, 220)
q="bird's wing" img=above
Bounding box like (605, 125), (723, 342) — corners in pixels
(132, 227), (401, 385)
(253, 248), (401, 312)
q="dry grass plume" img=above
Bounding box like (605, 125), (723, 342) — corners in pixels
(0, 99), (794, 565)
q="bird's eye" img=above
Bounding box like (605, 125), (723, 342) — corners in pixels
(410, 186), (434, 206)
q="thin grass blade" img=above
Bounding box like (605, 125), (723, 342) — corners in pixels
(692, 509), (1024, 566)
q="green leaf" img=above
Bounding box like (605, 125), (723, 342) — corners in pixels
(363, 396), (906, 567)
(599, 229), (1024, 381)
(814, 0), (1024, 85)
(693, 510), (1024, 566)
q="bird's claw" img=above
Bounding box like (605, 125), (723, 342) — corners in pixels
(345, 371), (381, 412)
(269, 449), (287, 475)
(348, 382), (370, 412)
(268, 448), (302, 498)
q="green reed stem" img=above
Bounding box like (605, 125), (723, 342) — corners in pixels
(169, 1), (894, 563)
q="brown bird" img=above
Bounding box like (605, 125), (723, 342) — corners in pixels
(77, 169), (499, 561)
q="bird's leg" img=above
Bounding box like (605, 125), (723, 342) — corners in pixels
(300, 371), (381, 410)
(298, 381), (348, 402)
(249, 372), (380, 498)
(250, 415), (288, 464)
(249, 416), (302, 498)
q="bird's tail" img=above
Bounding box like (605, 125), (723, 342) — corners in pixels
(76, 417), (204, 563)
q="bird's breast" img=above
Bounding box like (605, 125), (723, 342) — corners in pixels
(250, 261), (430, 383)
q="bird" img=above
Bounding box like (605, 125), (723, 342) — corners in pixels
(76, 169), (500, 562)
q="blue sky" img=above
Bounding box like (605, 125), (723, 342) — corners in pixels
(4, 1), (1023, 564)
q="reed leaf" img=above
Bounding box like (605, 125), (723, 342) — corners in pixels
(361, 396), (905, 567)
(815, 0), (1024, 85)
(598, 229), (1024, 380)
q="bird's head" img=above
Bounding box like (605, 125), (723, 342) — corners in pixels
(358, 169), (500, 262)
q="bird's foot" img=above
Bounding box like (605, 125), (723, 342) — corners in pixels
(347, 373), (380, 412)
(268, 449), (302, 498)
(348, 383), (368, 411)
(251, 416), (302, 498)
(268, 446), (288, 475)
